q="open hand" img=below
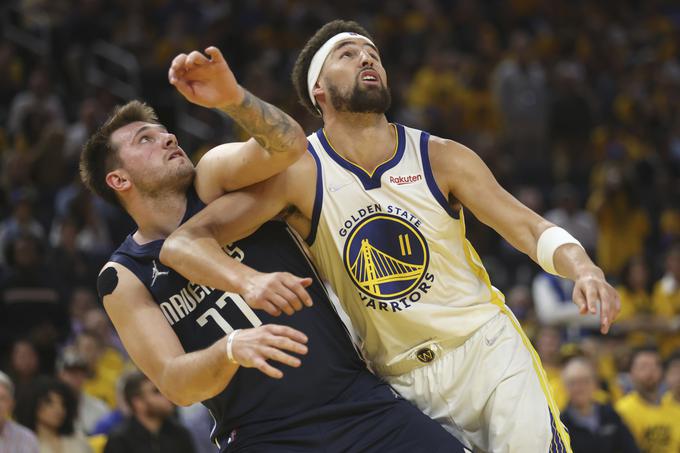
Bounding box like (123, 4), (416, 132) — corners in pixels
(168, 46), (243, 108)
(243, 271), (313, 317)
(231, 324), (308, 378)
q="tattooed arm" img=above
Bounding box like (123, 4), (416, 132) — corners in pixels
(220, 88), (302, 156)
(169, 47), (307, 199)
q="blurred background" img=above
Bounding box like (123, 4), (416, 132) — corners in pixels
(0, 0), (679, 452)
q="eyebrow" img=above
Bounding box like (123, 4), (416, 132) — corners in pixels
(334, 40), (380, 56)
(132, 124), (167, 143)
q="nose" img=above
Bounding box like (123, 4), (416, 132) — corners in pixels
(359, 49), (374, 67)
(162, 132), (178, 148)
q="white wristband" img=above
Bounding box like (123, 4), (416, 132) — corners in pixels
(537, 227), (583, 276)
(226, 329), (241, 364)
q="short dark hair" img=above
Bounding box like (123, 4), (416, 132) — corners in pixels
(123, 371), (150, 409)
(291, 20), (373, 116)
(15, 377), (78, 435)
(79, 100), (158, 207)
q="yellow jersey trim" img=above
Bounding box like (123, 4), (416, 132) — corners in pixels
(321, 123), (399, 178)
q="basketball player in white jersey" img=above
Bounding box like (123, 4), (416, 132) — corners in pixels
(160, 21), (620, 452)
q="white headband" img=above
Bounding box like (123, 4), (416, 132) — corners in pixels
(306, 32), (375, 108)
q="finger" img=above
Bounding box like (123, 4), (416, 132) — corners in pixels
(278, 283), (304, 312)
(288, 277), (314, 307)
(170, 78), (194, 96)
(266, 325), (308, 343)
(597, 286), (611, 334)
(269, 294), (295, 316)
(253, 358), (283, 379)
(600, 287), (620, 334)
(169, 54), (189, 84)
(205, 46), (225, 64)
(186, 50), (210, 67)
(584, 282), (599, 314)
(263, 346), (302, 368)
(572, 284), (588, 314)
(259, 301), (282, 317)
(169, 53), (188, 73)
(268, 335), (308, 355)
(610, 287), (621, 320)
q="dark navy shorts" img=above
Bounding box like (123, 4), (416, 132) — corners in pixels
(221, 378), (465, 453)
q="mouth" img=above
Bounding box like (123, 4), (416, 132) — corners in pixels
(168, 150), (184, 161)
(358, 69), (381, 85)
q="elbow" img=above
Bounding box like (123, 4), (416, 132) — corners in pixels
(157, 370), (200, 407)
(161, 386), (196, 407)
(159, 231), (189, 268)
(169, 394), (195, 407)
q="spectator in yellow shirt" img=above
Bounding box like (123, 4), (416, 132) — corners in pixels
(615, 256), (667, 348)
(652, 245), (680, 357)
(75, 331), (125, 408)
(616, 347), (680, 453)
(587, 164), (650, 276)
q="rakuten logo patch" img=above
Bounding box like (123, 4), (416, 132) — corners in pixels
(389, 174), (423, 185)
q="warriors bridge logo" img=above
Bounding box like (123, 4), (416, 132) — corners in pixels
(343, 212), (429, 302)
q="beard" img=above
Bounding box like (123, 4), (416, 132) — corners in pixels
(129, 162), (195, 199)
(326, 78), (391, 114)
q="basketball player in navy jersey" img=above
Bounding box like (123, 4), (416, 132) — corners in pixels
(80, 47), (464, 452)
(160, 22), (622, 452)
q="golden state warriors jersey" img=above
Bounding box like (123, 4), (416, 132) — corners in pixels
(306, 124), (504, 375)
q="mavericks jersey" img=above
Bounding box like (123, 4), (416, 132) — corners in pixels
(307, 124), (503, 375)
(107, 187), (377, 450)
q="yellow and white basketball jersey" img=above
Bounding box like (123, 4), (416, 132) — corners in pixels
(306, 123), (504, 375)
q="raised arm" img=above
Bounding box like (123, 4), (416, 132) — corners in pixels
(428, 137), (620, 333)
(168, 47), (307, 198)
(99, 263), (308, 406)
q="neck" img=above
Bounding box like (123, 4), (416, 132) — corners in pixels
(572, 401), (594, 417)
(36, 424), (59, 440)
(322, 112), (394, 170)
(128, 192), (188, 243)
(136, 413), (163, 434)
(673, 390), (680, 404)
(637, 388), (660, 405)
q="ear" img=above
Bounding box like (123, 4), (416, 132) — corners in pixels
(105, 169), (132, 194)
(312, 83), (325, 107)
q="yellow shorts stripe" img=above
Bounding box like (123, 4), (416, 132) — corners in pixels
(501, 306), (573, 453)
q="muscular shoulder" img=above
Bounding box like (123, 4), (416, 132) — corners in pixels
(426, 135), (490, 199)
(98, 262), (149, 303)
(427, 135), (481, 177)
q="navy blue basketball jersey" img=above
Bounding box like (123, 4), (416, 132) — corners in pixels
(106, 187), (377, 448)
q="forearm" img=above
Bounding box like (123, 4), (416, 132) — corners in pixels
(220, 87), (306, 156)
(160, 226), (256, 294)
(553, 242), (602, 280)
(162, 180), (288, 293)
(160, 337), (237, 406)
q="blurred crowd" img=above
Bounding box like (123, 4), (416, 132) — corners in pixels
(1, 0), (680, 452)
